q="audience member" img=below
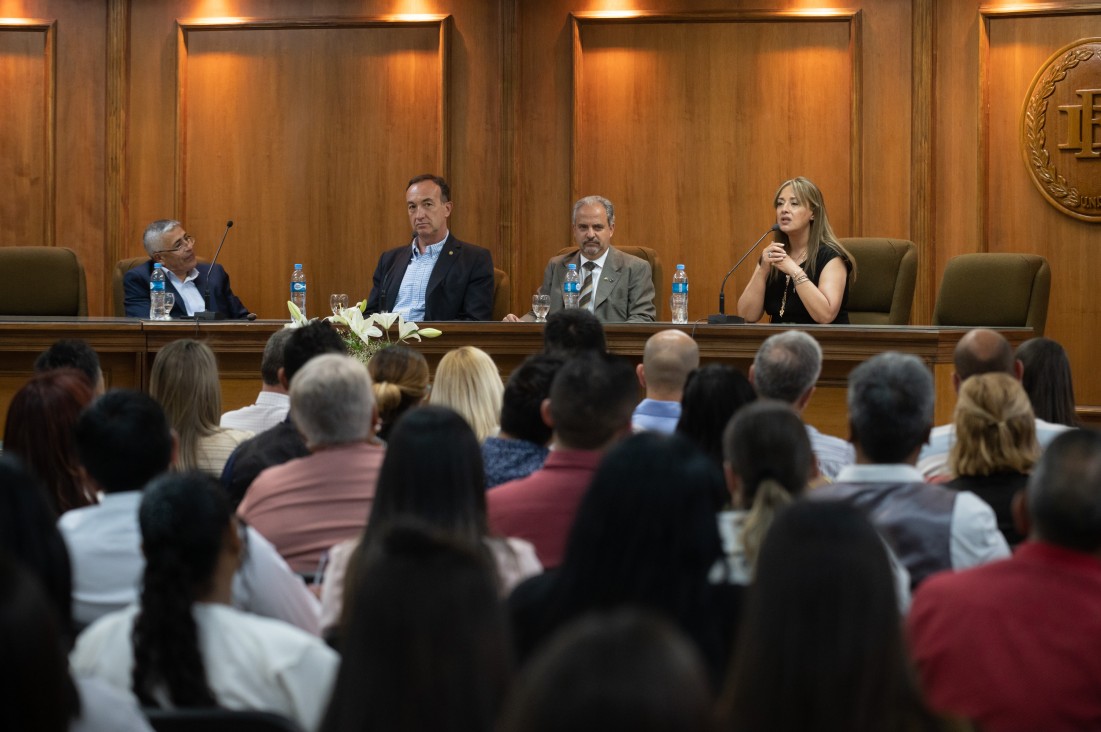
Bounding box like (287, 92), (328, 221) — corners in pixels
(918, 329), (1069, 478)
(676, 363), (757, 480)
(508, 432), (739, 684)
(488, 354), (636, 567)
(908, 429), (1101, 732)
(63, 389), (320, 632)
(429, 345), (504, 442)
(1016, 336), (1079, 427)
(319, 406), (541, 635)
(749, 330), (854, 479)
(632, 329), (699, 434)
(71, 472), (338, 731)
(4, 369), (95, 514)
(320, 524), (512, 732)
(945, 373), (1038, 546)
(367, 344), (429, 441)
(150, 339), (251, 475)
(541, 308), (606, 357)
(812, 352), (1009, 587)
(499, 610), (713, 732)
(719, 502), (953, 732)
(220, 328), (293, 433)
(221, 321), (346, 507)
(239, 354), (385, 574)
(34, 338), (105, 395)
(482, 354), (562, 488)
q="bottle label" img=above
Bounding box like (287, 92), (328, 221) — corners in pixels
(672, 283), (688, 294)
(563, 282), (580, 293)
(291, 282), (306, 294)
(150, 281), (165, 292)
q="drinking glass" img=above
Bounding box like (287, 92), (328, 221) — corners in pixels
(160, 293), (175, 320)
(532, 293), (551, 323)
(330, 293), (349, 316)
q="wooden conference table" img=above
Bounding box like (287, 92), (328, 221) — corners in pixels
(0, 317), (1032, 441)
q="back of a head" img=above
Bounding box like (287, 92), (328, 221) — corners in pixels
(74, 389), (173, 493)
(259, 328), (295, 386)
(34, 338), (102, 391)
(500, 353), (564, 445)
(642, 330), (700, 395)
(548, 353), (636, 450)
(149, 338), (221, 433)
(847, 352), (933, 464)
(724, 401), (814, 502)
(722, 501), (923, 732)
(949, 372), (1038, 477)
(500, 610), (713, 732)
(954, 328), (1016, 381)
(676, 364), (757, 466)
(429, 346), (504, 443)
(1028, 429), (1101, 553)
(291, 354), (376, 449)
(1017, 337), (1078, 427)
(322, 523), (511, 732)
(367, 345), (430, 439)
(543, 309), (607, 357)
(752, 330), (822, 404)
(282, 321), (348, 383)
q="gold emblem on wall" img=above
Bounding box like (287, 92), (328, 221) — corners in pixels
(1022, 38), (1101, 222)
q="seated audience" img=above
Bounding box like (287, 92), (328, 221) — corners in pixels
(4, 369), (95, 514)
(919, 329), (1069, 478)
(71, 472), (338, 732)
(909, 430), (1101, 732)
(429, 345), (504, 442)
(482, 354), (562, 488)
(500, 610), (713, 732)
(508, 432), (739, 685)
(488, 354), (637, 568)
(220, 328), (293, 433)
(239, 354), (385, 574)
(749, 330), (854, 479)
(812, 352), (1009, 588)
(63, 389), (320, 632)
(676, 364), (757, 480)
(221, 321), (346, 507)
(320, 525), (512, 732)
(719, 502), (954, 732)
(632, 329), (699, 434)
(367, 345), (429, 441)
(541, 308), (606, 357)
(1016, 336), (1079, 427)
(34, 338), (105, 395)
(319, 406), (541, 635)
(945, 373), (1038, 546)
(150, 339), (251, 475)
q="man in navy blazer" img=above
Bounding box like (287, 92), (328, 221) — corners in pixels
(123, 219), (251, 319)
(364, 174), (494, 321)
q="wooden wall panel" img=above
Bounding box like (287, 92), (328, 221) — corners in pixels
(177, 19), (446, 319)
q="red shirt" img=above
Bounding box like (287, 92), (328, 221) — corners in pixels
(908, 541), (1101, 732)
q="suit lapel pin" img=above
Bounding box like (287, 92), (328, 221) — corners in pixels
(448, 250), (454, 256)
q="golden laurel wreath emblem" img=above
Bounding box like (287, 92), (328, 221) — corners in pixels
(1022, 39), (1101, 222)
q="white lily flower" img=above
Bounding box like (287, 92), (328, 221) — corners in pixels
(369, 311), (400, 331)
(343, 307), (383, 342)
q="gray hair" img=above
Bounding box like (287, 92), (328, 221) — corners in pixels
(572, 195), (615, 227)
(260, 328), (294, 386)
(142, 219), (181, 257)
(1028, 429), (1101, 552)
(753, 331), (822, 404)
(847, 352), (934, 463)
(290, 354), (376, 448)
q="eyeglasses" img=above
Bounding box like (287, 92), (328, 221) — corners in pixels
(153, 233), (195, 255)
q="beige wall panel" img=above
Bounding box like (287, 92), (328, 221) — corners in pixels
(0, 28), (48, 248)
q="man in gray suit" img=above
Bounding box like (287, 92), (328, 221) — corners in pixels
(504, 195), (656, 323)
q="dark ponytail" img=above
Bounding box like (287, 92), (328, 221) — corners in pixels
(131, 472), (230, 707)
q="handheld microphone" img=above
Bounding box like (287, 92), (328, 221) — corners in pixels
(708, 224), (781, 325)
(195, 220), (233, 321)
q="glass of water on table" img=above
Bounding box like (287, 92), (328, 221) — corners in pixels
(532, 293), (551, 323)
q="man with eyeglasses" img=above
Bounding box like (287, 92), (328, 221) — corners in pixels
(123, 219), (252, 319)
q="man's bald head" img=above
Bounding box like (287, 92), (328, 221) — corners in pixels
(954, 329), (1020, 385)
(639, 330), (700, 399)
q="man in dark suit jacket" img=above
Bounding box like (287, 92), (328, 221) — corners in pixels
(123, 219), (251, 319)
(364, 174), (494, 321)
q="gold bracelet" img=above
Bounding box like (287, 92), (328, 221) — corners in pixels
(793, 273), (809, 286)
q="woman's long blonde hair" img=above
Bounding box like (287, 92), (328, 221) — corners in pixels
(949, 372), (1039, 477)
(150, 339), (222, 471)
(771, 176), (856, 283)
(429, 346), (504, 443)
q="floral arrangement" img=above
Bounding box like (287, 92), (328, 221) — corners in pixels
(286, 300), (441, 364)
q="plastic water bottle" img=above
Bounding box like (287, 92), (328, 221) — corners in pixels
(291, 263), (307, 317)
(671, 264), (688, 324)
(563, 263), (581, 309)
(149, 263), (167, 320)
